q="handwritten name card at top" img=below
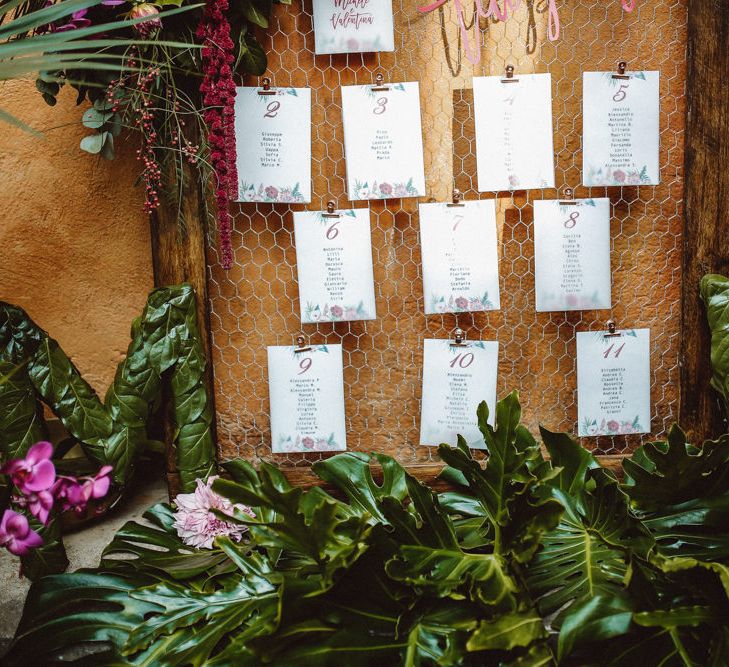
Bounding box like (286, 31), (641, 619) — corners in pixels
(419, 339), (499, 449)
(234, 86), (311, 204)
(576, 329), (651, 438)
(268, 344), (347, 454)
(533, 198), (612, 312)
(341, 82), (426, 201)
(583, 71), (660, 186)
(293, 208), (377, 324)
(419, 200), (501, 315)
(473, 73), (555, 192)
(312, 0), (394, 55)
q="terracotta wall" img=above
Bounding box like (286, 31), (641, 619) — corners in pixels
(0, 79), (153, 394)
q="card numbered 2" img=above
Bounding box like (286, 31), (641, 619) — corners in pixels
(267, 344), (347, 453)
(234, 86), (312, 204)
(577, 329), (651, 437)
(420, 339), (499, 449)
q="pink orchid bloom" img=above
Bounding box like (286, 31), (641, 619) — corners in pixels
(2, 441), (56, 494)
(0, 510), (43, 556)
(14, 489), (55, 525)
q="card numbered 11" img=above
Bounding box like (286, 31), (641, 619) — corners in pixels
(234, 86), (312, 204)
(341, 81), (426, 201)
(293, 208), (377, 324)
(583, 70), (660, 186)
(576, 329), (651, 437)
(533, 198), (611, 312)
(473, 73), (555, 192)
(267, 344), (347, 453)
(419, 338), (499, 449)
(419, 200), (501, 314)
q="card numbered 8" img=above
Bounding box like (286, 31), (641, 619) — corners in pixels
(576, 328), (651, 437)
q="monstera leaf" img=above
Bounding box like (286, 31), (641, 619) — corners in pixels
(701, 274), (729, 422)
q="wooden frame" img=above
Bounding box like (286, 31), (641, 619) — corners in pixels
(152, 0), (727, 494)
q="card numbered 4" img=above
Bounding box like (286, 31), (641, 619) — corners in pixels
(534, 198), (611, 312)
(419, 200), (501, 314)
(420, 339), (499, 449)
(293, 207), (377, 324)
(583, 70), (660, 187)
(267, 344), (347, 453)
(577, 329), (651, 437)
(234, 86), (312, 203)
(473, 73), (555, 192)
(341, 81), (426, 201)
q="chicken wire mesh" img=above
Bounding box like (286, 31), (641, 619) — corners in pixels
(207, 0), (687, 466)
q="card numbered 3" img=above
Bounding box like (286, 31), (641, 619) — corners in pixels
(420, 338), (499, 449)
(267, 344), (347, 453)
(577, 329), (651, 437)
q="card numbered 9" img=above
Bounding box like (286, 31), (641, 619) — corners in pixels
(419, 338), (499, 449)
(267, 344), (347, 453)
(576, 329), (651, 437)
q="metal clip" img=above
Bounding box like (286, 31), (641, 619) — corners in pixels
(258, 76), (276, 96)
(501, 64), (519, 83)
(558, 187), (580, 206)
(612, 61), (630, 80)
(450, 328), (470, 348)
(604, 320), (623, 338)
(371, 72), (389, 91)
(293, 335), (312, 353)
(446, 189), (465, 207)
(322, 200), (340, 218)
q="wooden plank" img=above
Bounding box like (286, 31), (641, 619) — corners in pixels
(680, 0), (729, 442)
(149, 136), (217, 498)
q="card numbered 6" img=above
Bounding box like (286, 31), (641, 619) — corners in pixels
(419, 338), (499, 449)
(576, 329), (651, 437)
(267, 344), (347, 453)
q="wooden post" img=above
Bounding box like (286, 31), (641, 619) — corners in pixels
(149, 148), (217, 498)
(680, 0), (729, 442)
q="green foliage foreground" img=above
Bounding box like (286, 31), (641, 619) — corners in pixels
(7, 393), (729, 666)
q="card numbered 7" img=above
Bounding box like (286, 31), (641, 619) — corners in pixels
(583, 70), (660, 186)
(577, 329), (651, 437)
(341, 81), (426, 201)
(234, 86), (312, 204)
(267, 344), (347, 453)
(419, 338), (499, 449)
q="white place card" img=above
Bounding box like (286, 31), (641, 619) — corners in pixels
(234, 86), (311, 203)
(577, 329), (651, 437)
(583, 71), (660, 186)
(294, 208), (377, 323)
(534, 198), (612, 312)
(419, 200), (501, 314)
(312, 0), (394, 55)
(268, 344), (347, 453)
(420, 339), (499, 449)
(473, 73), (555, 192)
(341, 82), (426, 201)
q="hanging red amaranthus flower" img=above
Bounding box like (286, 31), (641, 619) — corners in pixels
(197, 0), (238, 269)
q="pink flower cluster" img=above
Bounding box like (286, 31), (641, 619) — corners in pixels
(0, 442), (113, 556)
(197, 0), (238, 269)
(172, 476), (255, 549)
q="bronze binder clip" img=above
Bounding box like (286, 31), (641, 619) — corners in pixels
(293, 335), (312, 353)
(501, 64), (519, 83)
(558, 187), (580, 206)
(604, 320), (623, 338)
(612, 61), (630, 80)
(322, 200), (340, 218)
(258, 77), (276, 96)
(450, 328), (470, 348)
(371, 73), (389, 91)
(446, 189), (465, 207)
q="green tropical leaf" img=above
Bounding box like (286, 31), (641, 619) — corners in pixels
(700, 273), (729, 421)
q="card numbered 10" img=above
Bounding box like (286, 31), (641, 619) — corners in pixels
(267, 344), (347, 454)
(419, 338), (499, 449)
(576, 329), (651, 437)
